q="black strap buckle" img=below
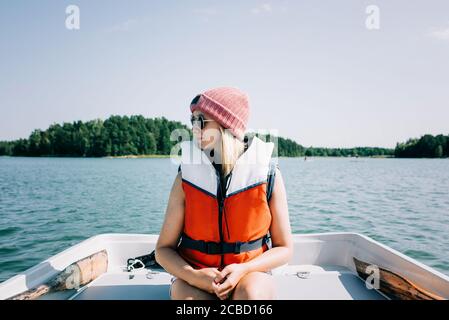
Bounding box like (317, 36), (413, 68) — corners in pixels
(234, 241), (242, 254)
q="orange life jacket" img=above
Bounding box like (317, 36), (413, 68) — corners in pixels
(177, 136), (277, 270)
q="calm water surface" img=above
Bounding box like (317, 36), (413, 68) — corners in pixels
(0, 156), (448, 282)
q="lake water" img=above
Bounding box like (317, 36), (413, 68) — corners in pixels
(0, 156), (448, 282)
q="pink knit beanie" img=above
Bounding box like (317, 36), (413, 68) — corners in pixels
(190, 87), (250, 141)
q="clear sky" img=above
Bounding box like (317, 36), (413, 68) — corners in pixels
(1, 0), (448, 148)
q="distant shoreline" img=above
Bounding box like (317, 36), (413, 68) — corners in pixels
(105, 154), (173, 159)
(1, 115), (447, 158)
(0, 154), (175, 159)
(106, 155), (398, 159)
(3, 154), (446, 159)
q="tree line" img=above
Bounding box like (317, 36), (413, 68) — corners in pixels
(0, 116), (186, 157)
(249, 133), (394, 157)
(394, 134), (449, 158)
(0, 115), (446, 158)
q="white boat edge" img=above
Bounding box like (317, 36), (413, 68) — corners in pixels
(1, 232), (448, 300)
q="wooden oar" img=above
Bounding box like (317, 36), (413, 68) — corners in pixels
(9, 250), (108, 300)
(353, 257), (444, 300)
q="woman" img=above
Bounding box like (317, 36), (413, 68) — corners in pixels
(155, 87), (293, 300)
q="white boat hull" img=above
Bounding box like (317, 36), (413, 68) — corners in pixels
(1, 233), (448, 300)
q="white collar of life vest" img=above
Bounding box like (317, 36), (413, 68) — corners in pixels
(180, 136), (276, 197)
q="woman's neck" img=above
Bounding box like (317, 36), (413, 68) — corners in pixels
(206, 136), (250, 174)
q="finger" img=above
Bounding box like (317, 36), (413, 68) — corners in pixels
(215, 266), (232, 283)
(212, 281), (225, 296)
(213, 282), (231, 300)
(217, 287), (233, 300)
(214, 272), (227, 284)
(214, 274), (227, 284)
(217, 291), (227, 300)
(212, 282), (223, 296)
(212, 281), (222, 294)
(215, 279), (233, 295)
(213, 284), (227, 300)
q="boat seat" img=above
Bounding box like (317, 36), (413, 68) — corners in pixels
(70, 265), (385, 300)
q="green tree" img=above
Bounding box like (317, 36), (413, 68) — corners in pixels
(435, 145), (443, 158)
(0, 141), (12, 155)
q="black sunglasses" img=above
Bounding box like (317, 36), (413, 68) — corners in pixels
(190, 94), (216, 129)
(190, 114), (215, 130)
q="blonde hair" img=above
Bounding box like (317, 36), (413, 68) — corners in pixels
(219, 127), (246, 177)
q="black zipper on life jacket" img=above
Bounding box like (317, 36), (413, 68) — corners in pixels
(217, 171), (234, 270)
(216, 172), (225, 268)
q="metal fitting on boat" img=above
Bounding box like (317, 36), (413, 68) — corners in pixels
(296, 271), (310, 279)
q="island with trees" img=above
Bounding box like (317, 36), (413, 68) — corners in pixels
(0, 115), (447, 158)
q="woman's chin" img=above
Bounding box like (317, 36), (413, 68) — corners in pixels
(193, 137), (212, 150)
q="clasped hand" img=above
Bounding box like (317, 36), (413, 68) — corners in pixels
(194, 263), (249, 300)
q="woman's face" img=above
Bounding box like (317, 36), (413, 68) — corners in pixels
(191, 110), (222, 151)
